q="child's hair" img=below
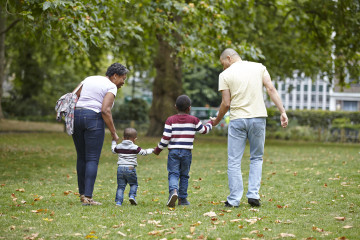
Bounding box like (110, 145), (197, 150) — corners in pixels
(123, 128), (137, 139)
(176, 95), (191, 112)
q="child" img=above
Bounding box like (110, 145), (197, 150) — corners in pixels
(154, 95), (213, 207)
(111, 128), (153, 206)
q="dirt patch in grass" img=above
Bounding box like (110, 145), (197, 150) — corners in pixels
(0, 119), (64, 133)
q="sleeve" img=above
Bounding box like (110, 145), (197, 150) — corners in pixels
(138, 148), (154, 156)
(154, 118), (172, 154)
(195, 119), (213, 134)
(108, 82), (118, 97)
(218, 73), (229, 91)
(111, 141), (117, 154)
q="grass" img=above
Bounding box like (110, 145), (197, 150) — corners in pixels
(0, 129), (359, 239)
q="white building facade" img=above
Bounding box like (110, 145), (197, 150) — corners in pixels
(274, 76), (360, 112)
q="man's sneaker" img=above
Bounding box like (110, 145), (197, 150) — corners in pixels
(178, 198), (190, 206)
(115, 202), (122, 207)
(167, 189), (178, 208)
(82, 197), (102, 206)
(248, 198), (261, 207)
(80, 195), (85, 203)
(129, 196), (137, 205)
(224, 201), (239, 208)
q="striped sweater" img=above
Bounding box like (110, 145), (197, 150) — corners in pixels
(111, 140), (153, 166)
(154, 114), (212, 154)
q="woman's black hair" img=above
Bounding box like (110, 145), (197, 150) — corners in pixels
(106, 63), (129, 77)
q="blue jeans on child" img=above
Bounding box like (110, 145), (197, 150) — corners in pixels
(115, 166), (138, 204)
(72, 108), (105, 198)
(227, 118), (266, 207)
(167, 149), (192, 199)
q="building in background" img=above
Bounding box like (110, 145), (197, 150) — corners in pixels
(273, 74), (360, 112)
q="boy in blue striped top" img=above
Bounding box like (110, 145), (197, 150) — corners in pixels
(154, 95), (213, 207)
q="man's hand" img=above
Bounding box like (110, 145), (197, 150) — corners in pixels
(280, 112), (288, 128)
(210, 117), (219, 126)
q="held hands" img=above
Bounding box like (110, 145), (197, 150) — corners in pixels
(111, 132), (119, 142)
(280, 112), (288, 128)
(209, 117), (217, 126)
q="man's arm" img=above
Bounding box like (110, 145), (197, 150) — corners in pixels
(263, 75), (288, 128)
(210, 89), (231, 126)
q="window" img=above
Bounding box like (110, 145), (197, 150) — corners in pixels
(282, 84), (286, 91)
(326, 96), (330, 102)
(311, 95), (316, 102)
(296, 94), (300, 101)
(297, 84), (301, 91)
(319, 95), (323, 102)
(343, 101), (358, 111)
(304, 85), (308, 91)
(312, 84), (316, 92)
(319, 85), (323, 92)
(289, 94), (293, 101)
(326, 85), (330, 92)
(304, 95), (308, 101)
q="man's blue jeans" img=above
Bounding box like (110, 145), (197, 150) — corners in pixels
(115, 166), (138, 204)
(167, 149), (192, 199)
(227, 118), (266, 206)
(72, 108), (105, 198)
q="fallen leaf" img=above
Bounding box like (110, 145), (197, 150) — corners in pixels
(334, 217), (345, 221)
(43, 218), (53, 222)
(279, 233), (296, 237)
(148, 229), (169, 236)
(24, 233), (39, 240)
(203, 211), (217, 217)
(16, 188), (25, 192)
(343, 225), (352, 229)
(250, 230), (259, 234)
(238, 225), (244, 229)
(190, 226), (195, 234)
(10, 225), (15, 230)
(117, 231), (126, 237)
(74, 233), (82, 236)
(249, 208), (259, 212)
(230, 219), (242, 222)
(190, 221), (202, 226)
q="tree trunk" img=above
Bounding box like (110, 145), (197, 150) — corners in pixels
(146, 35), (182, 136)
(0, 6), (6, 119)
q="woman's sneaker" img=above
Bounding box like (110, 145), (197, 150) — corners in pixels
(178, 198), (190, 205)
(167, 189), (178, 207)
(82, 197), (102, 206)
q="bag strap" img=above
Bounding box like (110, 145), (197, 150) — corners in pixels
(72, 83), (83, 94)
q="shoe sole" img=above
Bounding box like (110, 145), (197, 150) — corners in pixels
(129, 199), (137, 205)
(167, 194), (178, 208)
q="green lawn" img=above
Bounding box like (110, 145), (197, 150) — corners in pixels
(0, 132), (359, 239)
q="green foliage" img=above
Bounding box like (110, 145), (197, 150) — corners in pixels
(113, 98), (149, 121)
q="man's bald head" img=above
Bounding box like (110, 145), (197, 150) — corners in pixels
(220, 48), (240, 60)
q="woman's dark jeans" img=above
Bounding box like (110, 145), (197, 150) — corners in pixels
(72, 108), (105, 198)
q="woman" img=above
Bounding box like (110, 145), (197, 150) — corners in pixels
(72, 63), (129, 205)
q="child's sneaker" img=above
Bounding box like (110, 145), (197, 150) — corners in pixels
(129, 196), (137, 205)
(115, 202), (122, 207)
(178, 198), (190, 205)
(167, 189), (178, 208)
(82, 197), (102, 206)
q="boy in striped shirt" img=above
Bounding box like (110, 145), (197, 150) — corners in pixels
(112, 128), (154, 206)
(154, 95), (213, 207)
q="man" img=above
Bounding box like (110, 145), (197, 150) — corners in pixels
(210, 48), (288, 208)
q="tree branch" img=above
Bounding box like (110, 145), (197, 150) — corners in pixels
(0, 19), (21, 35)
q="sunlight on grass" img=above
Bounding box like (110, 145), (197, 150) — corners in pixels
(0, 133), (359, 239)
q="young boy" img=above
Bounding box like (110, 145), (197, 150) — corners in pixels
(154, 95), (213, 207)
(111, 128), (153, 206)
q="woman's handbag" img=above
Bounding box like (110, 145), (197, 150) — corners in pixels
(55, 83), (83, 135)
